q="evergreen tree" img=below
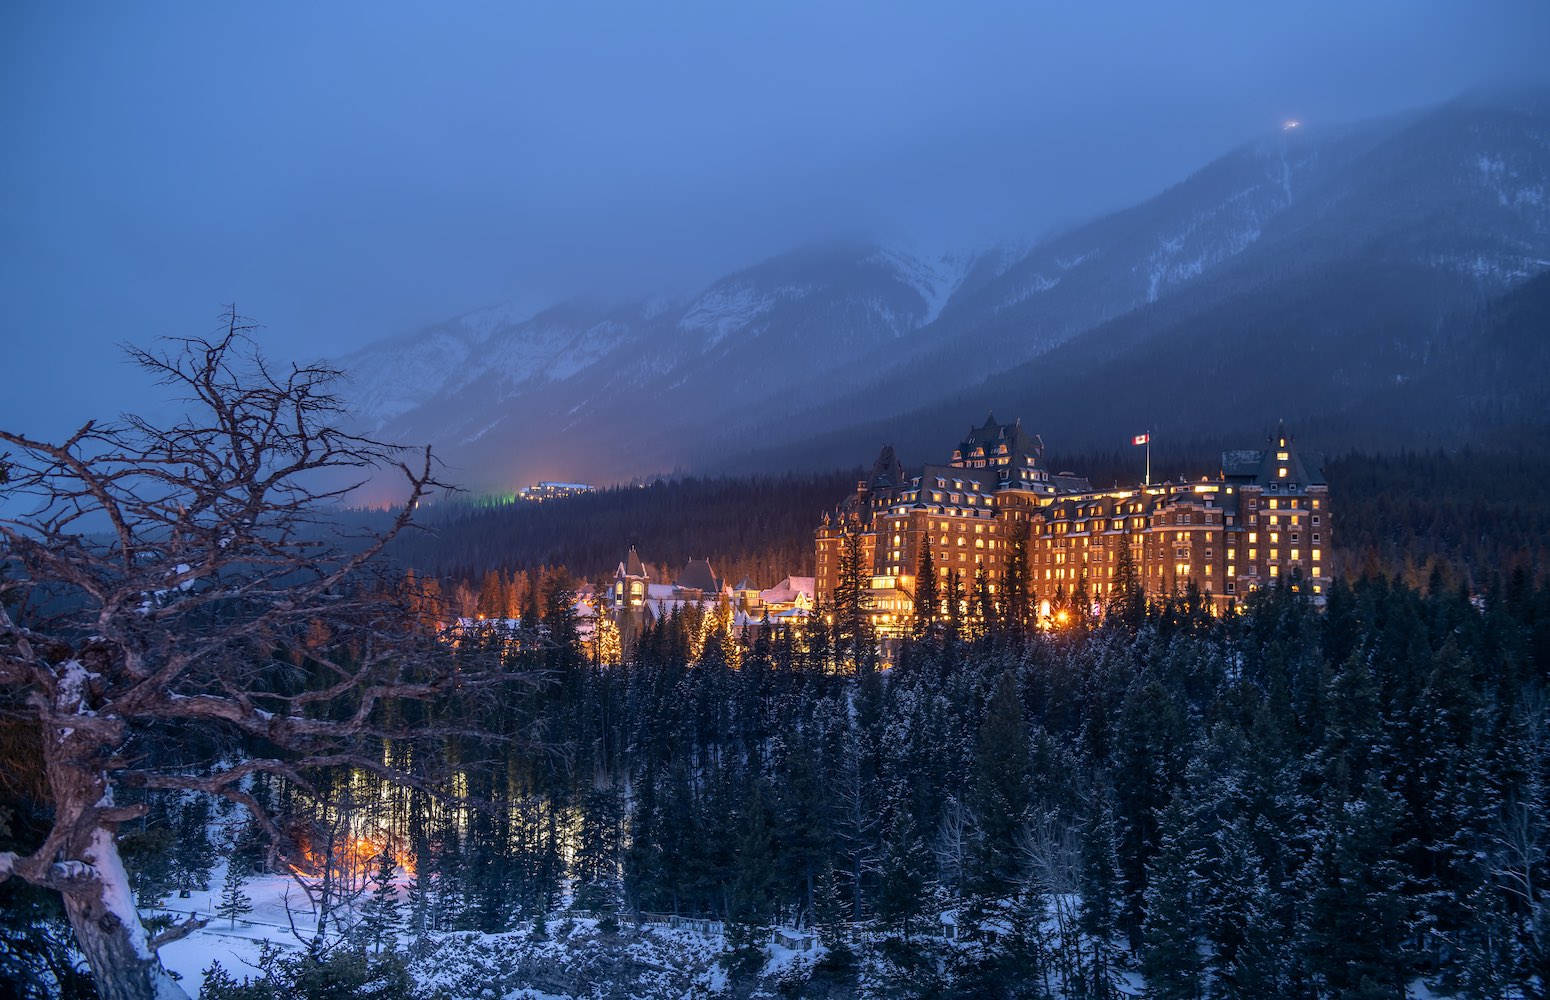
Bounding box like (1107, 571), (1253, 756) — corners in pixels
(833, 526), (876, 673)
(359, 849), (400, 955)
(197, 960), (241, 999)
(214, 864), (253, 930)
(1299, 777), (1411, 998)
(1106, 539), (1145, 633)
(945, 570), (966, 648)
(574, 784), (625, 913)
(1001, 519), (1032, 637)
(875, 807), (931, 941)
(726, 779), (778, 955)
(971, 566), (994, 644)
(1141, 796), (1205, 999)
(1077, 791), (1125, 999)
(967, 671), (1032, 898)
(913, 542), (940, 644)
(170, 797), (219, 899)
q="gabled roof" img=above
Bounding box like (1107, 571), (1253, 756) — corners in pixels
(624, 545), (648, 578)
(760, 576), (816, 604)
(1221, 424), (1327, 487)
(869, 444), (906, 489)
(952, 415), (1044, 470)
(677, 557), (720, 594)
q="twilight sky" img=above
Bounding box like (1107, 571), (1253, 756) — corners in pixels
(2, 2), (1547, 437)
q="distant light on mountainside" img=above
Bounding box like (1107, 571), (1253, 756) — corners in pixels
(336, 90), (1550, 495)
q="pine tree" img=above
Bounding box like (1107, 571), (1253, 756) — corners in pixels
(1141, 796), (1205, 999)
(1001, 519), (1032, 636)
(945, 569), (966, 647)
(874, 807), (931, 942)
(1078, 791), (1126, 999)
(726, 779), (778, 957)
(197, 959), (241, 999)
(971, 565), (993, 644)
(912, 542), (940, 644)
(360, 849), (400, 955)
(1107, 539), (1145, 633)
(169, 797), (219, 900)
(833, 526), (875, 672)
(574, 784), (624, 913)
(213, 864), (253, 930)
(1299, 777), (1411, 998)
(967, 671), (1032, 898)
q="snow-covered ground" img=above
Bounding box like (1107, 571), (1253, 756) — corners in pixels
(147, 870), (1469, 998)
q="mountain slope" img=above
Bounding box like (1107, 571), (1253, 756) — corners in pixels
(340, 90), (1550, 492)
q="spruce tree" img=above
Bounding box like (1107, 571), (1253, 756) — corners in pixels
(913, 542), (940, 644)
(874, 807), (931, 942)
(1299, 777), (1410, 998)
(213, 864), (253, 930)
(359, 849), (400, 955)
(1001, 519), (1032, 636)
(967, 671), (1032, 898)
(1141, 796), (1205, 999)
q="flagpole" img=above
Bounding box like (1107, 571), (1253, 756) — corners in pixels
(1145, 432), (1151, 488)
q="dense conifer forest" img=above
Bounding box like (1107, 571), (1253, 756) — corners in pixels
(8, 444), (1550, 998)
(7, 570), (1550, 997)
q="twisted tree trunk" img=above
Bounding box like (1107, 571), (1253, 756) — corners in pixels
(58, 827), (186, 1000)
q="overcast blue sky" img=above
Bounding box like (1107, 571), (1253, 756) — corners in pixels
(3, 1), (1547, 437)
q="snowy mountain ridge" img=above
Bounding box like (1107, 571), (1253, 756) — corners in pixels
(336, 91), (1550, 492)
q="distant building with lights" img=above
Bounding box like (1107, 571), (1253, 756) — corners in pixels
(815, 415), (1330, 634)
(518, 481), (593, 502)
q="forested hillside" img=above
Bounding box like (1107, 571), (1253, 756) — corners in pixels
(9, 576), (1547, 997)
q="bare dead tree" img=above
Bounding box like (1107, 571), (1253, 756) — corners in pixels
(0, 310), (524, 1000)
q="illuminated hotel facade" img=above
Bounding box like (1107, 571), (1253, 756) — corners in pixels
(814, 416), (1329, 634)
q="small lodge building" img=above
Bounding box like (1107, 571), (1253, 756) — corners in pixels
(608, 548), (814, 643)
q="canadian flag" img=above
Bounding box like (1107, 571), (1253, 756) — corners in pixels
(1132, 433), (1150, 446)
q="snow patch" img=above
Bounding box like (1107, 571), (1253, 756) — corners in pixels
(679, 282), (808, 346)
(869, 246), (977, 325)
(89, 825), (155, 961)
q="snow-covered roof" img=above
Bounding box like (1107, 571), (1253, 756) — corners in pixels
(759, 576), (815, 604)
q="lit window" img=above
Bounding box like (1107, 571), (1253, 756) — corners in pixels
(1270, 565), (1279, 577)
(1312, 549), (1321, 561)
(1290, 549), (1299, 561)
(1276, 451), (1289, 461)
(1312, 567), (1321, 577)
(1249, 548), (1257, 559)
(1249, 532), (1258, 543)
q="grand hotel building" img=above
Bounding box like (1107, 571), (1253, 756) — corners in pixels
(815, 416), (1329, 633)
